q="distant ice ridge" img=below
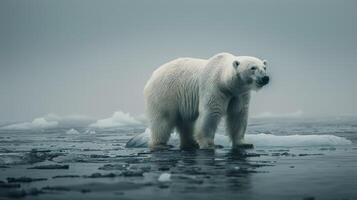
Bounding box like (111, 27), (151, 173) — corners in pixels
(126, 128), (352, 148)
(0, 114), (94, 130)
(0, 117), (58, 130)
(253, 110), (303, 118)
(0, 111), (143, 130)
(89, 111), (142, 128)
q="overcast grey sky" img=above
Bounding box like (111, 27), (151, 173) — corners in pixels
(1, 0), (356, 122)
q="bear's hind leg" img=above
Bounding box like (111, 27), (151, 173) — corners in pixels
(176, 121), (199, 150)
(149, 117), (174, 151)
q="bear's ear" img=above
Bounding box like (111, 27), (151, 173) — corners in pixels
(263, 59), (268, 66)
(233, 61), (240, 69)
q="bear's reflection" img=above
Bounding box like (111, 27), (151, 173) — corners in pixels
(150, 148), (260, 192)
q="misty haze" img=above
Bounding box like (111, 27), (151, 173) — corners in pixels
(0, 1), (356, 200)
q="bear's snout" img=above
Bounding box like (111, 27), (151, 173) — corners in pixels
(257, 76), (269, 86)
(262, 76), (270, 85)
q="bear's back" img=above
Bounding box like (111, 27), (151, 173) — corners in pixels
(145, 57), (207, 91)
(144, 57), (207, 121)
(152, 57), (207, 79)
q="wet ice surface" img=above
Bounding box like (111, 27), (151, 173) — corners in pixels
(0, 117), (357, 200)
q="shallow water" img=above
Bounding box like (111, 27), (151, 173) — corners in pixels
(0, 117), (356, 200)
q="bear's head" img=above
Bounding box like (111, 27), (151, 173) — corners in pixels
(233, 56), (270, 91)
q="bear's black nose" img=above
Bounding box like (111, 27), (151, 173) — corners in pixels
(262, 76), (270, 85)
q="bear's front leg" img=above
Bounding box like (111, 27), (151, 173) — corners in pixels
(194, 110), (222, 149)
(226, 96), (254, 149)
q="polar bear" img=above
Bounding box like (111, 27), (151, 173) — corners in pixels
(144, 52), (269, 150)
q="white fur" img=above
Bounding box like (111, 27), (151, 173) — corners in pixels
(144, 52), (268, 150)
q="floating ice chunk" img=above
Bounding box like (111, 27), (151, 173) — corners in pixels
(89, 111), (141, 128)
(0, 118), (58, 130)
(126, 128), (352, 148)
(158, 173), (171, 182)
(84, 129), (96, 134)
(66, 128), (80, 134)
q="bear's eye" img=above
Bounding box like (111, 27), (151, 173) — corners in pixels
(250, 66), (257, 70)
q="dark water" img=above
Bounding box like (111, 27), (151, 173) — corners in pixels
(0, 117), (356, 200)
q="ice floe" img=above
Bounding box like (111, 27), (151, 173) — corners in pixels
(126, 128), (352, 148)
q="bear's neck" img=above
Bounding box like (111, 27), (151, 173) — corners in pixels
(221, 67), (251, 97)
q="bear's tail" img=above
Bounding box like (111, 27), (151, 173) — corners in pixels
(125, 128), (150, 148)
